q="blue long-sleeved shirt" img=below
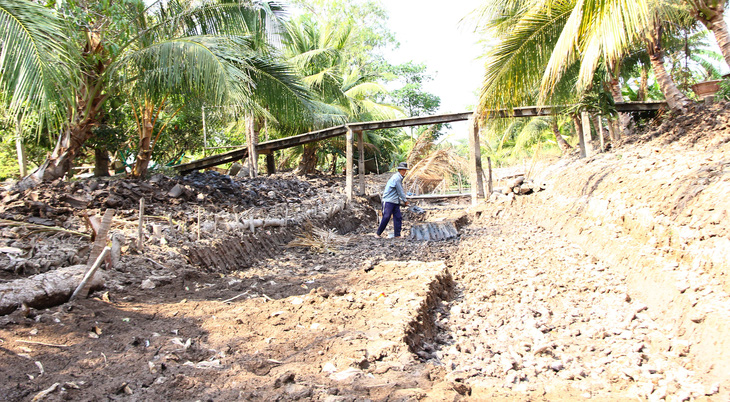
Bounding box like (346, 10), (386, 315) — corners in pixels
(382, 172), (407, 204)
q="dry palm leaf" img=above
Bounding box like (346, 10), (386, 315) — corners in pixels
(406, 149), (469, 194)
(407, 125), (437, 168)
(287, 223), (352, 253)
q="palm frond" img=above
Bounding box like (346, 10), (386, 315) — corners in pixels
(0, 0), (74, 126)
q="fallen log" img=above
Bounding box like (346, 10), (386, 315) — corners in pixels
(0, 265), (105, 315)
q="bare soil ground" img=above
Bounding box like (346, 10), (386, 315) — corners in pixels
(0, 102), (728, 401)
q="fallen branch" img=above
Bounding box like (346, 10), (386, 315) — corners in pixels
(16, 340), (69, 348)
(0, 219), (90, 238)
(31, 382), (59, 402)
(222, 290), (250, 304)
(0, 265), (105, 315)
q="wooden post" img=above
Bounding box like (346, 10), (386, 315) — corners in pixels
(15, 116), (27, 177)
(468, 116), (485, 205)
(246, 116), (258, 178)
(266, 153), (275, 175)
(487, 157), (493, 195)
(357, 130), (365, 195)
(202, 106), (207, 157)
(345, 127), (354, 201)
(137, 199), (145, 250)
(598, 116), (605, 152)
(581, 112), (593, 157)
(578, 112), (588, 158)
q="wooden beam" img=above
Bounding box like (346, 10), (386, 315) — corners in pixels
(174, 102), (666, 174)
(348, 112), (473, 131)
(346, 127), (354, 201)
(174, 147), (248, 174)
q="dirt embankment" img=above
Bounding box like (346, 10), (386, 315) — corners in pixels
(509, 101), (730, 395)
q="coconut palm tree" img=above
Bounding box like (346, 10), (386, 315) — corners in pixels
(686, 0), (730, 68)
(1, 0), (310, 182)
(281, 16), (401, 174)
(476, 0), (696, 115)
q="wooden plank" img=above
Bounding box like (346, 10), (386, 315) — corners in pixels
(174, 147), (248, 173)
(258, 125), (349, 152)
(409, 193), (471, 200)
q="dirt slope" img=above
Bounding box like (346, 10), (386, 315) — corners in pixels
(510, 101), (730, 398)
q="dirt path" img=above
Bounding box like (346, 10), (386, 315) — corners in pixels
(431, 211), (719, 400)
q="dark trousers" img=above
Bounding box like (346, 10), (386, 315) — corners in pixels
(377, 202), (402, 237)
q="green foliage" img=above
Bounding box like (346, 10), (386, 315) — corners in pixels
(715, 78), (730, 101)
(285, 0), (396, 70)
(384, 62), (441, 117)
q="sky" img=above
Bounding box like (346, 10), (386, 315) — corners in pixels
(381, 0), (486, 114)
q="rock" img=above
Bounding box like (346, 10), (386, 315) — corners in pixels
(140, 279), (156, 290)
(549, 361), (564, 371)
(168, 184), (184, 198)
(706, 383), (720, 396)
(689, 311), (705, 323)
(274, 372), (295, 388)
(284, 384), (312, 399)
(321, 362), (337, 374)
(330, 367), (363, 382)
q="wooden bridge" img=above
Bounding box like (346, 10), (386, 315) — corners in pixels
(173, 101), (666, 200)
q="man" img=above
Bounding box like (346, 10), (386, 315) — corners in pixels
(375, 162), (409, 238)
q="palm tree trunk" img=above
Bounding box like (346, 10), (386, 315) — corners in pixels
(691, 1), (730, 69)
(298, 144), (318, 175)
(573, 114), (586, 158)
(94, 147), (110, 177)
(131, 109), (154, 178)
(608, 72), (631, 137)
(649, 52), (689, 112)
(330, 153), (338, 175)
(647, 24), (689, 112)
(639, 64), (649, 102)
(551, 118), (572, 154)
(34, 120), (97, 182)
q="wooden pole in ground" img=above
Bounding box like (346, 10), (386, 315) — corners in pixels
(599, 116), (605, 152)
(487, 157), (493, 195)
(577, 112), (587, 158)
(357, 130), (365, 195)
(88, 209), (115, 266)
(137, 199), (145, 250)
(581, 111), (593, 157)
(468, 115), (485, 205)
(246, 115), (258, 178)
(345, 127), (354, 201)
(70, 247), (110, 301)
(15, 116), (27, 177)
(265, 153), (275, 175)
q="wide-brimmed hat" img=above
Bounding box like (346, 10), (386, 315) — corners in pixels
(396, 162), (409, 170)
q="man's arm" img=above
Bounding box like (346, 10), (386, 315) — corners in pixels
(395, 177), (408, 204)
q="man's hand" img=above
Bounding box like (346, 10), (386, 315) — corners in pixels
(404, 201), (409, 207)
